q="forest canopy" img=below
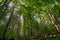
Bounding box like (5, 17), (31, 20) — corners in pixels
(0, 0), (60, 40)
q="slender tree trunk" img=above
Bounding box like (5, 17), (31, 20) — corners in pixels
(47, 12), (60, 32)
(47, 4), (60, 32)
(28, 13), (32, 40)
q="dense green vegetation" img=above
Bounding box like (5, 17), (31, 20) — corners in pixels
(0, 0), (60, 40)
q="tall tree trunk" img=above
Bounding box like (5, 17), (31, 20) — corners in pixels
(2, 6), (14, 40)
(15, 16), (21, 40)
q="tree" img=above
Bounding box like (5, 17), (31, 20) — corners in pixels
(0, 0), (60, 40)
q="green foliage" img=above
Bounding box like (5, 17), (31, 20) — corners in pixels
(0, 0), (60, 40)
(5, 31), (16, 39)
